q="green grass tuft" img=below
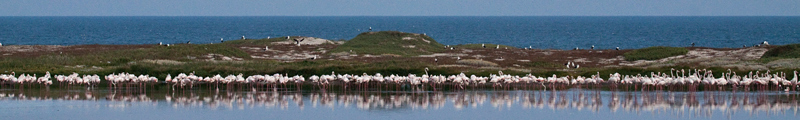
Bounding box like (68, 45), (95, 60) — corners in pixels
(760, 44), (800, 62)
(623, 46), (688, 61)
(331, 31), (445, 56)
(456, 59), (499, 67)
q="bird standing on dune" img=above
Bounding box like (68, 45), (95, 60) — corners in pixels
(220, 38), (224, 43)
(482, 44), (486, 48)
(591, 45), (594, 50)
(616, 47), (620, 50)
(241, 36), (246, 40)
(565, 62), (571, 68)
(369, 27), (372, 31)
(293, 37), (304, 46)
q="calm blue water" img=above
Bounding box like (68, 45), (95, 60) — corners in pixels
(1, 89), (798, 120)
(1, 16), (799, 49)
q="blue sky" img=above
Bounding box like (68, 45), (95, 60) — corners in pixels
(1, 0), (798, 16)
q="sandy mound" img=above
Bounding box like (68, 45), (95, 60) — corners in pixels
(272, 37), (337, 45)
(618, 47), (773, 70)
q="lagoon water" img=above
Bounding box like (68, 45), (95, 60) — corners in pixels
(2, 17), (800, 119)
(1, 89), (798, 120)
(1, 16), (799, 49)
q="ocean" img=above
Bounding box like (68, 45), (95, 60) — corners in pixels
(1, 16), (798, 50)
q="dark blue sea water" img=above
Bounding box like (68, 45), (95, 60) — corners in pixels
(1, 16), (799, 49)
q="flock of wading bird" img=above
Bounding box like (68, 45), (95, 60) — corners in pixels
(0, 68), (799, 92)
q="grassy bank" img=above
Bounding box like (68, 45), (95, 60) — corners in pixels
(330, 31), (445, 56)
(760, 44), (800, 62)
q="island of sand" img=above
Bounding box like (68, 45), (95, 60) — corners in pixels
(1, 31), (798, 78)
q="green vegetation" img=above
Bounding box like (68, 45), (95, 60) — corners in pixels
(760, 44), (800, 62)
(330, 31), (445, 56)
(623, 46), (688, 61)
(523, 61), (562, 68)
(456, 59), (499, 67)
(0, 44), (250, 74)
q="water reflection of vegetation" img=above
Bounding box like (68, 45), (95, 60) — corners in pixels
(1, 89), (798, 117)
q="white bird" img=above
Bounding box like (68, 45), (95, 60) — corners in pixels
(616, 47), (620, 50)
(591, 45), (594, 50)
(159, 42), (162, 46)
(369, 27), (372, 31)
(434, 58), (438, 63)
(457, 56), (461, 60)
(496, 45), (500, 49)
(220, 38), (224, 43)
(265, 46), (269, 51)
(241, 36), (246, 40)
(482, 44), (486, 48)
(565, 62), (572, 68)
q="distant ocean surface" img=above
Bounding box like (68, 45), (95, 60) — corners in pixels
(1, 16), (799, 50)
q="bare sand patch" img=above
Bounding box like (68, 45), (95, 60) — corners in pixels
(272, 37), (336, 45)
(142, 59), (185, 65)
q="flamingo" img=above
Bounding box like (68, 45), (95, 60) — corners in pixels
(792, 71), (798, 91)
